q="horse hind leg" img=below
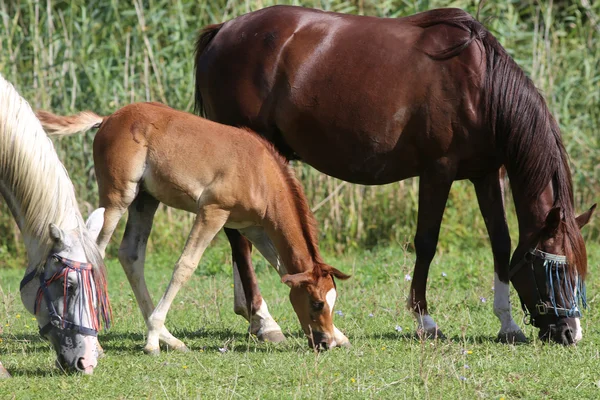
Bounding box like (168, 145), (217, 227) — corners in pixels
(144, 208), (229, 355)
(117, 192), (186, 354)
(472, 170), (526, 343)
(227, 228), (286, 343)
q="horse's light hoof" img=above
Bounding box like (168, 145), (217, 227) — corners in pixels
(170, 344), (190, 353)
(497, 330), (528, 344)
(0, 364), (10, 379)
(417, 327), (446, 340)
(143, 346), (161, 356)
(259, 330), (286, 343)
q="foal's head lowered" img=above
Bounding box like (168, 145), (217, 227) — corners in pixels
(283, 264), (350, 350)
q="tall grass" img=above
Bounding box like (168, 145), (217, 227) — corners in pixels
(0, 0), (598, 266)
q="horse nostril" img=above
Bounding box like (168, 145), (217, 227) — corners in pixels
(562, 327), (574, 345)
(317, 342), (329, 351)
(552, 324), (575, 345)
(76, 358), (85, 372)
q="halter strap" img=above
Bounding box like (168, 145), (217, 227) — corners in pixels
(20, 254), (99, 337)
(509, 248), (584, 322)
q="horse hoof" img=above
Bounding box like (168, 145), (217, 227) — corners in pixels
(0, 364), (10, 379)
(170, 344), (190, 353)
(259, 330), (287, 343)
(143, 347), (161, 356)
(497, 331), (528, 344)
(417, 328), (446, 340)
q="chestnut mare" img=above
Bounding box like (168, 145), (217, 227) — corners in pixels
(37, 103), (350, 353)
(194, 6), (595, 344)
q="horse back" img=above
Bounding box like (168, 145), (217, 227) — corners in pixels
(196, 6), (491, 184)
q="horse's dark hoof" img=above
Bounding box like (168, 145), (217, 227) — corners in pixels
(258, 330), (287, 343)
(497, 330), (528, 344)
(417, 328), (446, 340)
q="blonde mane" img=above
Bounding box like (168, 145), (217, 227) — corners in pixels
(0, 75), (102, 273)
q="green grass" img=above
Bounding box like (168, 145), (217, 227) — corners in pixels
(2, 243), (600, 399)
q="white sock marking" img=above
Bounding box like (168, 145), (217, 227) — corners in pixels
(250, 299), (282, 335)
(494, 273), (522, 334)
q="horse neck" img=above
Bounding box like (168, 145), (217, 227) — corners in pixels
(262, 175), (323, 275)
(509, 178), (555, 245)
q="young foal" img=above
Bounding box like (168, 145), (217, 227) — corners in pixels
(38, 102), (350, 353)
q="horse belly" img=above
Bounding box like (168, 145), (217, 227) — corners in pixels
(142, 169), (203, 214)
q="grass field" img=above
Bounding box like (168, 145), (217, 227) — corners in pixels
(2, 239), (600, 399)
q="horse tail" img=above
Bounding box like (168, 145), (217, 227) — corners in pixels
(194, 23), (224, 116)
(36, 110), (105, 137)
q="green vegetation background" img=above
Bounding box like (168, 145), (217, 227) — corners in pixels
(0, 0), (598, 268)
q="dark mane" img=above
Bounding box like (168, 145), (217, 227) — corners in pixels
(410, 8), (586, 277)
(239, 127), (324, 267)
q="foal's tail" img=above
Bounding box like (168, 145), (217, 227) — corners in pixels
(36, 110), (105, 137)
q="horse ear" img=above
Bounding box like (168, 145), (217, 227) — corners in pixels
(48, 223), (67, 251)
(281, 272), (314, 288)
(86, 207), (105, 242)
(329, 267), (351, 280)
(576, 204), (596, 229)
(544, 207), (562, 236)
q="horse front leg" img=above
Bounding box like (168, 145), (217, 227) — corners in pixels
(408, 163), (454, 339)
(226, 228), (286, 343)
(145, 209), (228, 354)
(472, 169), (526, 343)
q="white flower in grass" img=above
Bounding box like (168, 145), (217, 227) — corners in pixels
(218, 347), (228, 354)
(395, 325), (403, 332)
(442, 272), (447, 277)
(480, 297), (487, 303)
(335, 310), (344, 317)
(404, 274), (412, 282)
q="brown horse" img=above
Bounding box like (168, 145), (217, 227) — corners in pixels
(194, 6), (595, 344)
(37, 102), (350, 353)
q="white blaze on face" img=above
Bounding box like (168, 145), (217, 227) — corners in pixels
(81, 336), (99, 374)
(574, 318), (583, 342)
(326, 288), (337, 315)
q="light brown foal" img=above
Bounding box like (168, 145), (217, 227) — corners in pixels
(38, 102), (350, 353)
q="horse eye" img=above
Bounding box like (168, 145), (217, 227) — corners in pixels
(311, 301), (324, 311)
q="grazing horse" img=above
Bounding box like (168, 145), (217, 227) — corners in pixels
(194, 6), (595, 344)
(37, 102), (350, 353)
(0, 74), (110, 374)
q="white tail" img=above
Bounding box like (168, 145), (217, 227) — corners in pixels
(36, 110), (104, 137)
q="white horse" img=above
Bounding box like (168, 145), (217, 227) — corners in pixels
(0, 74), (110, 375)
